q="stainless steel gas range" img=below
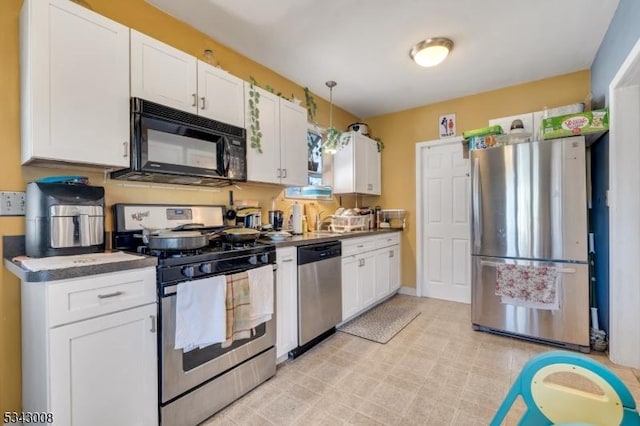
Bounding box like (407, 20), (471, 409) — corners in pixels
(113, 204), (276, 426)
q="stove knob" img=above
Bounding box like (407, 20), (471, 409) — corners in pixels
(182, 266), (195, 278)
(200, 263), (212, 274)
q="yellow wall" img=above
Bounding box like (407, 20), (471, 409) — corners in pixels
(0, 0), (357, 411)
(366, 70), (591, 291)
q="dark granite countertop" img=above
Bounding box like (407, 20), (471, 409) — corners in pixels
(259, 228), (402, 248)
(3, 235), (157, 283)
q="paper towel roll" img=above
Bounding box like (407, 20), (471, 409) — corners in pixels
(292, 203), (303, 234)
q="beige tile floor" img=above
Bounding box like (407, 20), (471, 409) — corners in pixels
(202, 295), (640, 425)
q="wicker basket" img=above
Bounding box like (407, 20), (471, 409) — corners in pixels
(330, 216), (368, 233)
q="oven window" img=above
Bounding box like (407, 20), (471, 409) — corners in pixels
(148, 129), (218, 170)
(182, 323), (267, 372)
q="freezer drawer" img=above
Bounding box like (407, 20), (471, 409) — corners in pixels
(471, 255), (589, 349)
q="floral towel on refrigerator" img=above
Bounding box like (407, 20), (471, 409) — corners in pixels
(495, 264), (560, 310)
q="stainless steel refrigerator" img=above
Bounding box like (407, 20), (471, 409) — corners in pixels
(470, 135), (589, 351)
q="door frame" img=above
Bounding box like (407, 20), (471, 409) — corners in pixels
(415, 136), (468, 300)
(609, 36), (640, 369)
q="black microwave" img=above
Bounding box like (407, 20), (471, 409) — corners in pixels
(111, 98), (247, 186)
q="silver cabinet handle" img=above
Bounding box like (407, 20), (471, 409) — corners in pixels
(357, 244), (364, 248)
(368, 183), (373, 190)
(122, 141), (128, 157)
(192, 93), (197, 107)
(200, 97), (206, 110)
(389, 250), (394, 258)
(358, 258), (365, 267)
(97, 291), (123, 299)
(277, 168), (282, 178)
(150, 315), (156, 333)
(282, 258), (293, 263)
(282, 168), (287, 178)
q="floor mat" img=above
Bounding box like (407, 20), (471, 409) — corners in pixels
(337, 296), (421, 344)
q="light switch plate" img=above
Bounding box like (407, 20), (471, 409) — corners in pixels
(0, 191), (26, 216)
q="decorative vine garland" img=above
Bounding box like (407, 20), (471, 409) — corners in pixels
(248, 77), (262, 153)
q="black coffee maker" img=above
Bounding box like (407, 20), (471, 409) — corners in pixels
(268, 210), (284, 231)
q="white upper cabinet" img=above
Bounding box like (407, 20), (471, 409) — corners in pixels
(130, 30), (197, 114)
(131, 30), (245, 127)
(245, 83), (307, 186)
(197, 61), (245, 127)
(245, 84), (281, 184)
(20, 0), (130, 168)
(333, 132), (381, 195)
(279, 99), (309, 186)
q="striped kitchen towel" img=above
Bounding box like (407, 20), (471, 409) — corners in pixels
(222, 271), (252, 346)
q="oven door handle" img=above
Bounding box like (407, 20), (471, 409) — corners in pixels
(162, 265), (278, 297)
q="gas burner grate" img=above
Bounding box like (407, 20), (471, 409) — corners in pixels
(221, 242), (258, 251)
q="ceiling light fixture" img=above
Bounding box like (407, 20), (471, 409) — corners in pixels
(410, 37), (454, 67)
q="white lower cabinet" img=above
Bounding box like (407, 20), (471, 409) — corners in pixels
(21, 267), (158, 426)
(357, 252), (376, 308)
(276, 247), (298, 361)
(341, 255), (359, 321)
(375, 249), (391, 300)
(49, 304), (157, 426)
(341, 233), (402, 322)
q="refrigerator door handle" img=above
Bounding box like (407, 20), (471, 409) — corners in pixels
(479, 259), (576, 274)
(472, 157), (483, 252)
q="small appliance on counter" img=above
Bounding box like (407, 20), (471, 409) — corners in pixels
(25, 181), (105, 258)
(235, 207), (262, 229)
(268, 210), (284, 231)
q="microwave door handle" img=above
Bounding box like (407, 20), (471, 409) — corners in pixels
(223, 137), (231, 176)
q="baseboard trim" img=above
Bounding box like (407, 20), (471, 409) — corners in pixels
(398, 286), (416, 296)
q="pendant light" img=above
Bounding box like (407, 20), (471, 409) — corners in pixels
(324, 80), (338, 154)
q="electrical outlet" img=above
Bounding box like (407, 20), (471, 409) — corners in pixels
(0, 191), (26, 216)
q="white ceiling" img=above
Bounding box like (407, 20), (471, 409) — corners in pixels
(146, 0), (619, 118)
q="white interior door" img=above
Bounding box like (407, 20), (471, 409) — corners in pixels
(416, 138), (471, 303)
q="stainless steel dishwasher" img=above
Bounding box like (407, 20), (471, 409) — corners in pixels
(291, 241), (342, 358)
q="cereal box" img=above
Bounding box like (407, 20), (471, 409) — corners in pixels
(542, 109), (608, 140)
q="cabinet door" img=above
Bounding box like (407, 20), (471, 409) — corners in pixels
(366, 137), (382, 195)
(332, 134), (355, 194)
(130, 30), (197, 114)
(276, 247), (298, 360)
(353, 134), (370, 194)
(197, 60), (245, 127)
(375, 249), (391, 301)
(279, 100), (308, 187)
(49, 303), (158, 426)
(21, 0), (130, 168)
(357, 252), (377, 308)
(354, 134), (381, 195)
(341, 256), (359, 321)
(389, 245), (401, 292)
(245, 84), (281, 184)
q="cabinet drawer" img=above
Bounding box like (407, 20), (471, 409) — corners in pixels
(342, 237), (376, 257)
(375, 233), (400, 249)
(48, 267), (156, 326)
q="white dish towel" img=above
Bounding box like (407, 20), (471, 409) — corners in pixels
(175, 275), (227, 352)
(247, 265), (274, 328)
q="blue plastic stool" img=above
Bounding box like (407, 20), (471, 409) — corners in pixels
(490, 350), (640, 425)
